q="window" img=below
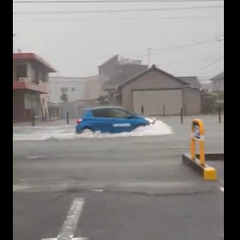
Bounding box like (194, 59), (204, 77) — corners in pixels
(16, 64), (27, 80)
(31, 66), (39, 84)
(61, 87), (68, 92)
(92, 109), (111, 118)
(110, 109), (129, 118)
(71, 87), (76, 91)
(38, 70), (44, 82)
(92, 108), (130, 118)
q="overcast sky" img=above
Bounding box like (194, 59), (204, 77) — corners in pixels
(13, 0), (224, 80)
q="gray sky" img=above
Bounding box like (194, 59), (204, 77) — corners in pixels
(13, 0), (224, 80)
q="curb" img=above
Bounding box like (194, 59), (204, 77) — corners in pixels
(182, 153), (223, 180)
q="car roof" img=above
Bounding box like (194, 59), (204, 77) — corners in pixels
(84, 106), (125, 111)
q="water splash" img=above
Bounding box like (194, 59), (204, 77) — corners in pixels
(13, 120), (172, 141)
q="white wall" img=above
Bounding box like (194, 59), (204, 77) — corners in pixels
(49, 76), (88, 102)
(49, 76), (107, 103)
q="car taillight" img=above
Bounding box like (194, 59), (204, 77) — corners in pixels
(76, 119), (82, 124)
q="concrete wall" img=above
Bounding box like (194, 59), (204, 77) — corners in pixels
(60, 100), (100, 119)
(132, 89), (182, 115)
(49, 77), (87, 102)
(121, 69), (184, 112)
(183, 87), (202, 115)
(60, 102), (78, 119)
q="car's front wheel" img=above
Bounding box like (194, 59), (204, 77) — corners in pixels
(135, 124), (146, 130)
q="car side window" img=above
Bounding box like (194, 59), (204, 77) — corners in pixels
(92, 109), (111, 118)
(110, 109), (128, 118)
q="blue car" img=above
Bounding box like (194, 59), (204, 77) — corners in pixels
(76, 106), (155, 134)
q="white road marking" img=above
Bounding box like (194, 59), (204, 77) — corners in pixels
(220, 187), (224, 192)
(90, 189), (103, 192)
(26, 155), (46, 160)
(13, 185), (29, 191)
(42, 238), (87, 240)
(13, 183), (68, 193)
(42, 198), (88, 240)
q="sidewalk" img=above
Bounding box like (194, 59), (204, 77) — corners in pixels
(13, 119), (76, 127)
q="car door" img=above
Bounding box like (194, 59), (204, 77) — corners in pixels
(109, 108), (136, 133)
(91, 109), (113, 133)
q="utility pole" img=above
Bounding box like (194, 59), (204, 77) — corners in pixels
(147, 47), (152, 67)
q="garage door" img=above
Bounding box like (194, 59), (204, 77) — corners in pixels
(132, 89), (182, 115)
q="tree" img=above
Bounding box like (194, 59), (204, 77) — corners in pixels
(96, 95), (109, 105)
(60, 93), (68, 102)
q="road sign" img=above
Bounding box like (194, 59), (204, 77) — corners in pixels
(194, 124), (200, 139)
(191, 119), (205, 165)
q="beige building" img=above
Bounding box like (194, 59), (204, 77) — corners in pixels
(85, 75), (106, 100)
(113, 65), (202, 116)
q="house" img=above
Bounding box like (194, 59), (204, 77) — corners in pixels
(210, 72), (224, 92)
(178, 76), (201, 89)
(13, 53), (55, 123)
(112, 65), (203, 115)
(98, 55), (148, 101)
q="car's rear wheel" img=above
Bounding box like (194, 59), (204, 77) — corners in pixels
(81, 127), (95, 134)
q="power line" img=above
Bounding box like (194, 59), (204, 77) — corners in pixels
(13, 15), (223, 22)
(198, 57), (223, 71)
(148, 38), (223, 55)
(13, 5), (223, 15)
(115, 35), (223, 58)
(13, 0), (224, 4)
(123, 35), (223, 59)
